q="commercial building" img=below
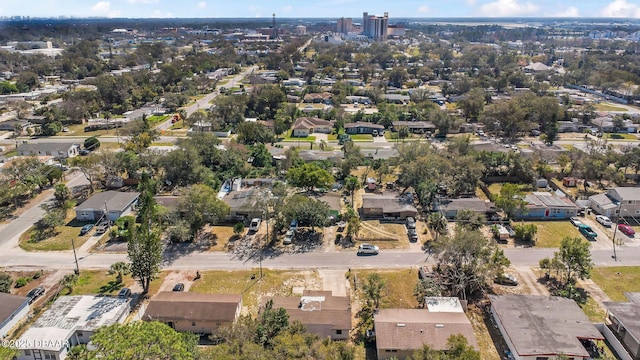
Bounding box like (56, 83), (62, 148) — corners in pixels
(337, 17), (352, 34)
(362, 12), (388, 41)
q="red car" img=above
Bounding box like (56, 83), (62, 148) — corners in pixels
(618, 224), (636, 236)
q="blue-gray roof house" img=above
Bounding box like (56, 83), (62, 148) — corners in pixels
(515, 192), (579, 220)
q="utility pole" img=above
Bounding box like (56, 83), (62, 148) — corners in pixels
(71, 237), (80, 275)
(611, 201), (622, 261)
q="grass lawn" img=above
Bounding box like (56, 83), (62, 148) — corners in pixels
(605, 133), (638, 140)
(4, 150), (17, 157)
(516, 221), (583, 248)
(352, 269), (419, 309)
(580, 296), (607, 322)
(487, 183), (533, 198)
(282, 134), (316, 142)
(67, 270), (168, 296)
(190, 269), (321, 316)
(19, 217), (94, 251)
(475, 188), (489, 200)
(147, 115), (170, 127)
(150, 142), (175, 147)
(206, 225), (239, 251)
(350, 134), (374, 141)
(595, 103), (628, 112)
(591, 266), (640, 302)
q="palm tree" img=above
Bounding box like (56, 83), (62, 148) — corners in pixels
(345, 176), (360, 207)
(109, 262), (131, 284)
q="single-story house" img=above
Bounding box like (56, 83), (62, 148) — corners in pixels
(143, 292), (242, 334)
(515, 192), (579, 220)
(282, 78), (306, 87)
(592, 117), (639, 133)
(222, 187), (265, 222)
(490, 295), (604, 360)
(16, 142), (80, 159)
(303, 92), (332, 104)
(345, 95), (372, 105)
(0, 119), (30, 132)
(291, 117), (334, 137)
(261, 290), (351, 340)
(360, 194), (418, 220)
(0, 293), (30, 339)
(298, 150), (343, 163)
(344, 121), (385, 135)
(15, 296), (129, 360)
(436, 198), (497, 219)
(381, 94), (410, 104)
(590, 187), (640, 218)
(75, 191), (140, 222)
(374, 298), (478, 360)
(603, 298), (640, 359)
(470, 142), (511, 154)
(391, 121), (435, 134)
(523, 62), (552, 72)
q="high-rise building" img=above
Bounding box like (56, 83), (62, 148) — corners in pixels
(337, 17), (352, 34)
(362, 11), (388, 41)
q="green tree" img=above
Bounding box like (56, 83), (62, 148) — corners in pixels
(287, 163), (334, 191)
(60, 273), (79, 294)
(344, 176), (360, 207)
(0, 273), (12, 293)
(87, 321), (197, 360)
(84, 136), (100, 151)
(362, 273), (386, 309)
(414, 277), (442, 308)
(346, 215), (361, 240)
(513, 223), (538, 243)
(282, 194), (331, 231)
(233, 222), (245, 236)
(455, 209), (486, 230)
(128, 179), (162, 295)
(494, 183), (527, 220)
(177, 184), (230, 240)
(108, 262), (131, 284)
(53, 184), (71, 208)
(69, 155), (101, 193)
(236, 122), (275, 145)
(551, 237), (594, 288)
(256, 300), (290, 349)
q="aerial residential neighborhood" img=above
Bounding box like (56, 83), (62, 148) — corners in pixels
(1, 2), (640, 360)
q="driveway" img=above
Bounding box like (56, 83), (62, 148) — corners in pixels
(318, 269), (348, 296)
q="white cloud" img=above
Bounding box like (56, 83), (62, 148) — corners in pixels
(601, 0), (640, 18)
(91, 1), (121, 17)
(466, 0), (477, 5)
(282, 5), (293, 13)
(552, 6), (580, 17)
(478, 0), (539, 17)
(197, 1), (206, 9)
(417, 5), (431, 14)
(127, 0), (158, 4)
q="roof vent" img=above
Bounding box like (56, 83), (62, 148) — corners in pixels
(435, 324), (444, 328)
(396, 323), (405, 327)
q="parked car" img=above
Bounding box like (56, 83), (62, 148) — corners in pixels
(406, 217), (416, 229)
(79, 149), (90, 156)
(172, 283), (185, 292)
(408, 228), (418, 242)
(249, 218), (261, 232)
(579, 224), (598, 239)
(618, 224), (636, 236)
(118, 288), (131, 299)
(283, 229), (295, 245)
(289, 219), (298, 231)
(357, 243), (379, 255)
(569, 217), (582, 227)
(418, 266), (433, 280)
(79, 224), (94, 236)
(494, 274), (518, 286)
(596, 215), (612, 227)
(26, 287), (45, 304)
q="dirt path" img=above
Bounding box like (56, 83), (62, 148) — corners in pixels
(318, 269), (348, 297)
(578, 278), (612, 308)
(360, 221), (401, 239)
(157, 270), (196, 292)
(514, 266), (550, 296)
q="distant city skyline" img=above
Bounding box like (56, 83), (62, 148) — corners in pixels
(0, 0), (639, 19)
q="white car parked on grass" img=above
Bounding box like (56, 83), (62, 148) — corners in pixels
(596, 215), (612, 227)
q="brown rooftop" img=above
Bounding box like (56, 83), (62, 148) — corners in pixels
(144, 292), (241, 323)
(0, 293), (28, 322)
(374, 309), (478, 351)
(262, 290), (351, 330)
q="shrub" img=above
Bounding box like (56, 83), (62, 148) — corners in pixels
(14, 278), (28, 288)
(0, 273), (12, 293)
(32, 271), (43, 280)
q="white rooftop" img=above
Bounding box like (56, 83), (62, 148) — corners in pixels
(17, 295), (129, 351)
(425, 297), (464, 313)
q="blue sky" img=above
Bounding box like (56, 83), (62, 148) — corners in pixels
(1, 0), (640, 18)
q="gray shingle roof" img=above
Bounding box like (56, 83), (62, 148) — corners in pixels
(76, 191), (140, 212)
